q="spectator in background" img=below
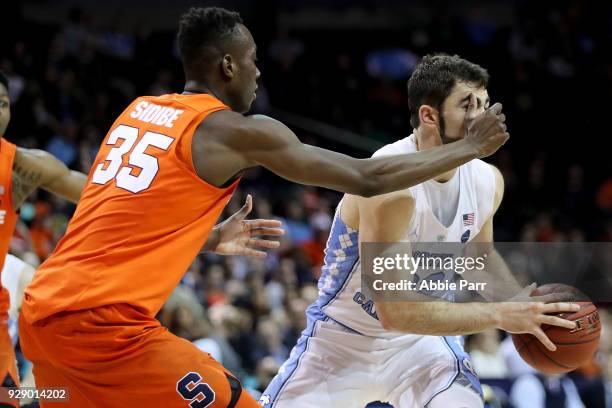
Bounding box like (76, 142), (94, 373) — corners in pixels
(468, 329), (509, 379)
(45, 118), (79, 166)
(510, 373), (585, 408)
(500, 336), (585, 408)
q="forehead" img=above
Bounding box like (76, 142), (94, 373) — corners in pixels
(0, 83), (8, 98)
(447, 81), (488, 103)
(230, 24), (256, 53)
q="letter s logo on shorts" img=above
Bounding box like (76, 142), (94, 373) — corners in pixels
(176, 372), (216, 408)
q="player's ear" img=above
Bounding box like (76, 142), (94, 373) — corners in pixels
(221, 54), (235, 79)
(418, 105), (438, 128)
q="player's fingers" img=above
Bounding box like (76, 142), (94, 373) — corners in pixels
(248, 238), (281, 249)
(488, 102), (503, 115)
(245, 219), (284, 229)
(531, 327), (557, 351)
(540, 301), (581, 314)
(250, 227), (285, 236)
(520, 282), (538, 296)
(237, 194), (253, 218)
(498, 113), (506, 123)
(539, 314), (577, 330)
(535, 292), (578, 304)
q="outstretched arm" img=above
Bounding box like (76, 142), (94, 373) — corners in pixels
(193, 103), (508, 197)
(12, 147), (87, 206)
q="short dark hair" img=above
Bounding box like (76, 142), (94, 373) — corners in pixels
(407, 54), (489, 128)
(177, 7), (244, 64)
(0, 71), (8, 92)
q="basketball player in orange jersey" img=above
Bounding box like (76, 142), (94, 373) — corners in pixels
(20, 7), (509, 408)
(0, 71), (283, 407)
(0, 71), (87, 407)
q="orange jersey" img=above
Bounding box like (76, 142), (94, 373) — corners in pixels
(0, 138), (17, 321)
(22, 93), (238, 323)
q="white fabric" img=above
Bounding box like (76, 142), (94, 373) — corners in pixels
(323, 135), (497, 338)
(193, 338), (223, 363)
(470, 350), (509, 379)
(269, 320), (470, 408)
(1, 253), (27, 344)
(498, 336), (537, 377)
(425, 384), (483, 408)
(510, 374), (585, 408)
(422, 172), (461, 228)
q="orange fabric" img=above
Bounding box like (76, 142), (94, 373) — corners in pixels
(22, 93), (239, 323)
(0, 139), (19, 402)
(19, 305), (259, 407)
(0, 138), (17, 322)
(0, 322), (19, 407)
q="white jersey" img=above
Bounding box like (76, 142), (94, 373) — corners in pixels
(262, 136), (497, 407)
(307, 135), (497, 338)
(1, 253), (28, 345)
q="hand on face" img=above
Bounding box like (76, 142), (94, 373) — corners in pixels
(464, 95), (508, 158)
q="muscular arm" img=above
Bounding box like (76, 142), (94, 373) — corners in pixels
(349, 165), (578, 347)
(193, 111), (506, 197)
(353, 192), (502, 335)
(12, 147), (87, 207)
(463, 165), (524, 300)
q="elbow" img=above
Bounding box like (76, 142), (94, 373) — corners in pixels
(357, 176), (381, 198)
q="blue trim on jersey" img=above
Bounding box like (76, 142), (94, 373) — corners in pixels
(260, 211), (361, 407)
(424, 336), (483, 406)
(305, 209), (360, 326)
(315, 214), (360, 309)
(443, 335), (482, 397)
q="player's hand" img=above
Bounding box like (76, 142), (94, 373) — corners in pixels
(464, 94), (509, 158)
(211, 194), (284, 257)
(494, 283), (580, 351)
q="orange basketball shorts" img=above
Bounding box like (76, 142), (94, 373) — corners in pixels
(19, 304), (259, 408)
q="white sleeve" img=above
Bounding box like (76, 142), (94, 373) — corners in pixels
(371, 144), (400, 158)
(371, 137), (412, 158)
(1, 254), (26, 314)
(510, 374), (545, 408)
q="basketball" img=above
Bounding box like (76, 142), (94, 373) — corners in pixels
(512, 284), (601, 374)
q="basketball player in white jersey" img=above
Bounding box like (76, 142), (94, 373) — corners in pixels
(1, 254), (33, 346)
(260, 55), (579, 408)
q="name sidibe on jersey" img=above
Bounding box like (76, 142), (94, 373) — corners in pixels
(130, 101), (185, 128)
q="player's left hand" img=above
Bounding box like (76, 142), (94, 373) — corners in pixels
(212, 194), (284, 257)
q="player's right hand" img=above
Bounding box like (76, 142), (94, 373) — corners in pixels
(494, 283), (581, 351)
(464, 94), (509, 158)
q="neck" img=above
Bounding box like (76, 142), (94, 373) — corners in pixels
(183, 79), (225, 103)
(414, 127), (457, 183)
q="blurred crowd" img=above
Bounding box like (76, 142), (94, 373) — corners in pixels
(2, 0), (612, 407)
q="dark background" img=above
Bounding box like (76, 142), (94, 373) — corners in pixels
(1, 1), (611, 407)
